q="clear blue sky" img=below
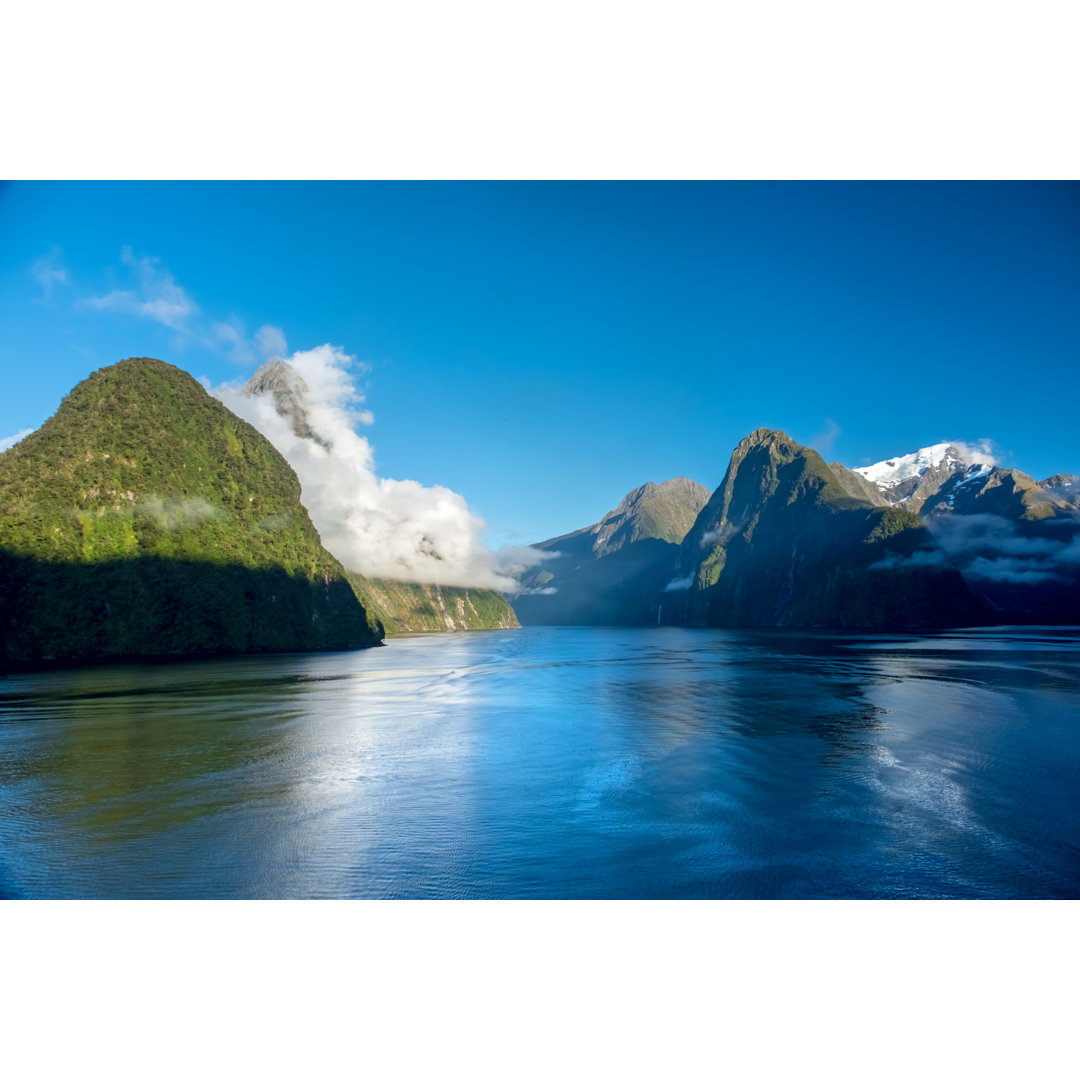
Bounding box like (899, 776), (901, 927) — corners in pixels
(2, 181), (1077, 546)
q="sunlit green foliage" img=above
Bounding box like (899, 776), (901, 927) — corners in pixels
(348, 575), (519, 634)
(0, 358), (383, 662)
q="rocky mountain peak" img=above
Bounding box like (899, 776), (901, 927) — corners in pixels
(591, 477), (710, 556)
(1040, 474), (1080, 510)
(852, 442), (993, 513)
(922, 464), (1073, 521)
(732, 428), (802, 459)
(244, 359), (329, 449)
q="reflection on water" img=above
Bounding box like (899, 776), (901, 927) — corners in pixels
(1, 627), (1078, 898)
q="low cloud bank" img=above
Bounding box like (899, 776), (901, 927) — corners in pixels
(664, 575), (694, 592)
(930, 514), (1080, 584)
(873, 513), (1080, 585)
(215, 345), (550, 591)
(138, 495), (223, 530)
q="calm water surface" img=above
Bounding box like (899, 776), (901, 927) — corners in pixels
(1, 626), (1078, 899)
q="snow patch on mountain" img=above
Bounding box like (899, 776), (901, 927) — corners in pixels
(853, 441), (997, 491)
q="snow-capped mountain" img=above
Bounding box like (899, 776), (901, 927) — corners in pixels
(851, 442), (996, 512)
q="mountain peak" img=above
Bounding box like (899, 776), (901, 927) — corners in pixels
(854, 443), (968, 487)
(244, 359), (328, 448)
(0, 357), (383, 661)
(735, 428), (800, 454)
(851, 442), (997, 513)
(591, 477), (710, 556)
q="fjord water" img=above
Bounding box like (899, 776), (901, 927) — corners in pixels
(1, 627), (1077, 899)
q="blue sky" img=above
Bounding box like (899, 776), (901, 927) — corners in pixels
(2, 181), (1078, 551)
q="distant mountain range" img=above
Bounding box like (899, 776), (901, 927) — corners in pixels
(511, 432), (1080, 628)
(511, 478), (711, 625)
(3, 357), (1076, 664)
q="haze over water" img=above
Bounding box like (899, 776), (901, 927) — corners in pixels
(1, 626), (1077, 899)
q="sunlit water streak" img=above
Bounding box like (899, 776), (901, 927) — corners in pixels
(1, 626), (1078, 898)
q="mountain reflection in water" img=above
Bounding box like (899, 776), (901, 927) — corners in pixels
(1, 626), (1078, 898)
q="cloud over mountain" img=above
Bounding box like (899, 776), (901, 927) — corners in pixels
(927, 513), (1080, 585)
(214, 345), (548, 591)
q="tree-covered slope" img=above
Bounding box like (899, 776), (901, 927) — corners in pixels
(668, 429), (984, 628)
(0, 357), (383, 662)
(348, 576), (519, 633)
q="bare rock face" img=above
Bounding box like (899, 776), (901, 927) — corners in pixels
(244, 359), (330, 449)
(922, 465), (1072, 521)
(828, 462), (889, 506)
(1040, 474), (1080, 511)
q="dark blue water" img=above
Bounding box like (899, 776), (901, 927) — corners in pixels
(1, 626), (1078, 898)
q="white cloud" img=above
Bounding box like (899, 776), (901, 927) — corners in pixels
(82, 246), (199, 331)
(922, 512), (1080, 585)
(0, 428), (34, 453)
(964, 556), (1059, 585)
(79, 249), (290, 372)
(868, 549), (947, 571)
(210, 316), (262, 367)
(31, 246), (69, 300)
(948, 439), (998, 467)
(664, 575), (694, 591)
(137, 495), (224, 530)
(810, 418), (841, 455)
(73, 250), (543, 590)
(214, 345), (549, 591)
(255, 325), (288, 359)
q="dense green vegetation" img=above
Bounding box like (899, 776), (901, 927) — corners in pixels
(348, 575), (519, 633)
(514, 430), (987, 630)
(675, 430), (985, 628)
(0, 358), (383, 663)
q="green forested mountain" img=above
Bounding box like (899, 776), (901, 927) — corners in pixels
(513, 432), (985, 629)
(670, 429), (984, 628)
(0, 357), (383, 662)
(348, 575), (519, 634)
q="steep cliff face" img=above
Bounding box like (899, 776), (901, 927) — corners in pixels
(0, 358), (384, 663)
(349, 576), (519, 633)
(669, 429), (983, 628)
(511, 478), (710, 626)
(922, 465), (1072, 521)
